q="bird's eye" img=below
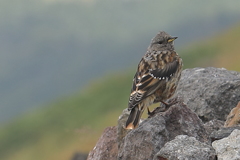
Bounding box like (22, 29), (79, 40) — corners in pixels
(158, 40), (163, 44)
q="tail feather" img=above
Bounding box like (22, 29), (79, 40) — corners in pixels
(125, 107), (142, 129)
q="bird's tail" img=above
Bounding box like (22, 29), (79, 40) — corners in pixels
(125, 107), (143, 129)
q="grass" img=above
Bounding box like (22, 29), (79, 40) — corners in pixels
(0, 71), (133, 160)
(181, 22), (240, 71)
(1, 23), (240, 160)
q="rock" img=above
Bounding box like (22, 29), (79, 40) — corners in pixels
(89, 67), (240, 159)
(87, 126), (118, 160)
(210, 126), (240, 142)
(154, 135), (216, 160)
(118, 99), (209, 160)
(117, 108), (131, 149)
(212, 129), (240, 160)
(204, 119), (224, 136)
(224, 101), (240, 127)
(71, 152), (88, 160)
(174, 67), (240, 122)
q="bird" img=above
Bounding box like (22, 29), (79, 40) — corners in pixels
(125, 31), (183, 129)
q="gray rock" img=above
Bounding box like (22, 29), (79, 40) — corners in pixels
(204, 119), (224, 136)
(154, 135), (216, 160)
(118, 100), (209, 160)
(87, 126), (118, 160)
(117, 108), (131, 149)
(210, 126), (240, 142)
(90, 67), (240, 159)
(212, 129), (240, 160)
(174, 67), (240, 122)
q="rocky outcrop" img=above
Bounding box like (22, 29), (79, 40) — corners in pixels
(87, 67), (240, 160)
(117, 108), (131, 149)
(118, 99), (209, 160)
(87, 126), (118, 160)
(174, 67), (240, 122)
(212, 129), (240, 160)
(154, 135), (216, 160)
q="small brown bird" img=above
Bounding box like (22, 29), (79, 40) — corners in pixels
(125, 31), (183, 129)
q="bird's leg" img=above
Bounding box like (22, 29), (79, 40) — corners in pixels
(160, 100), (170, 107)
(160, 98), (178, 110)
(147, 105), (166, 118)
(147, 107), (157, 118)
(148, 99), (179, 118)
(147, 107), (154, 117)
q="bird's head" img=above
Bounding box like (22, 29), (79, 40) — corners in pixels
(149, 31), (177, 51)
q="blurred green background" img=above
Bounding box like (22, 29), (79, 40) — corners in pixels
(1, 0), (240, 159)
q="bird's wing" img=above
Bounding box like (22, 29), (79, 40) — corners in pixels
(149, 60), (179, 79)
(128, 60), (180, 109)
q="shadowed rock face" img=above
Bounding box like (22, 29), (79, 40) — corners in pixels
(210, 126), (240, 142)
(118, 100), (209, 160)
(174, 67), (240, 122)
(204, 119), (225, 136)
(87, 126), (118, 160)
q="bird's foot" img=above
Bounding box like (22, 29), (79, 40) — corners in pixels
(148, 98), (179, 118)
(160, 98), (178, 110)
(147, 106), (166, 118)
(147, 107), (154, 117)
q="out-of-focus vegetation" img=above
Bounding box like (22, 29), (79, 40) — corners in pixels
(1, 22), (240, 160)
(1, 0), (240, 122)
(0, 71), (133, 160)
(181, 23), (240, 71)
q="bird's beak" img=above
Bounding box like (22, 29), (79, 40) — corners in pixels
(168, 37), (178, 42)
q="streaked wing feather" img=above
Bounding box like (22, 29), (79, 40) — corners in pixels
(128, 73), (158, 109)
(128, 60), (179, 109)
(150, 61), (179, 79)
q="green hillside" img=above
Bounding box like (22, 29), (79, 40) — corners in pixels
(1, 24), (240, 160)
(0, 71), (134, 160)
(1, 0), (240, 123)
(181, 23), (240, 71)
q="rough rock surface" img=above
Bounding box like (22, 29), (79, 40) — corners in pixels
(204, 119), (224, 136)
(117, 108), (131, 149)
(210, 126), (240, 142)
(118, 100), (209, 160)
(224, 101), (240, 127)
(154, 135), (216, 160)
(87, 67), (240, 160)
(212, 129), (240, 160)
(174, 67), (240, 122)
(87, 126), (118, 160)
